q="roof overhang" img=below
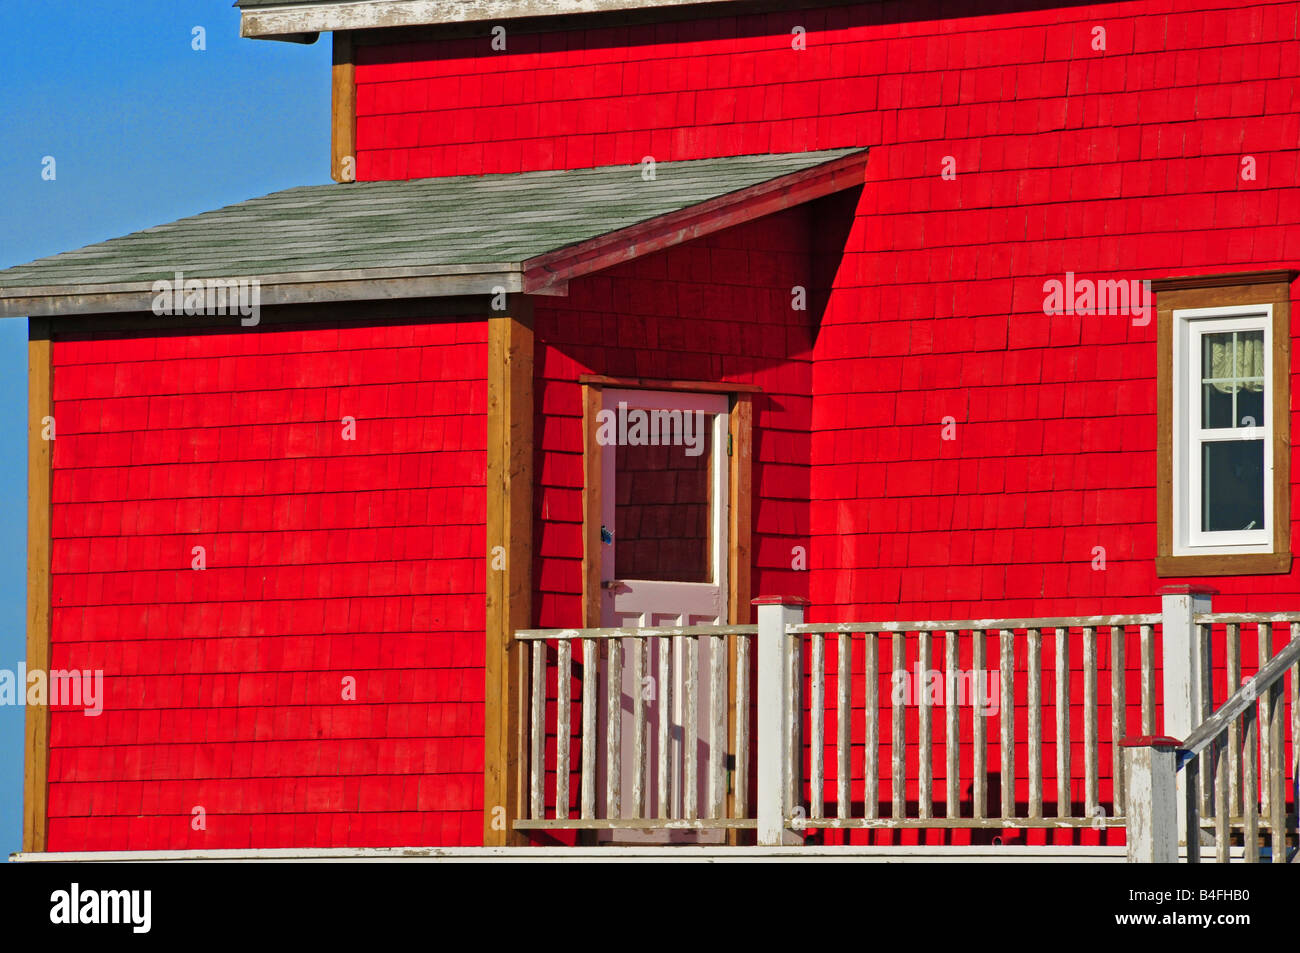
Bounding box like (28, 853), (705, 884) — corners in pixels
(0, 149), (866, 319)
(0, 264), (534, 319)
(520, 148), (864, 294)
(238, 0), (752, 40)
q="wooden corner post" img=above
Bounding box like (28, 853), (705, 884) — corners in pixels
(25, 317), (52, 853)
(331, 31), (356, 183)
(485, 296), (534, 846)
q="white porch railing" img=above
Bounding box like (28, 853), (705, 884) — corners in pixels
(513, 592), (1298, 861)
(1125, 613), (1300, 864)
(786, 614), (1160, 830)
(513, 625), (757, 831)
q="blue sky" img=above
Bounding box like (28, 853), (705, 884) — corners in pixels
(0, 1), (330, 858)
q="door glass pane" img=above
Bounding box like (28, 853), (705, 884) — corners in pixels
(1201, 440), (1265, 532)
(614, 413), (713, 582)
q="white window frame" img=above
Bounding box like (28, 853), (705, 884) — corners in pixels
(1172, 304), (1273, 555)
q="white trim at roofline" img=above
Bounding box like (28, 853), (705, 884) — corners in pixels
(241, 0), (749, 38)
(0, 265), (531, 319)
(11, 845), (1132, 863)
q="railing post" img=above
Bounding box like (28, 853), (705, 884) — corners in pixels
(1123, 736), (1182, 863)
(754, 596), (807, 847)
(1159, 585), (1214, 851)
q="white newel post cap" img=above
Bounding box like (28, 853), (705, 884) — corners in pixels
(1156, 584), (1219, 598)
(751, 596), (812, 607)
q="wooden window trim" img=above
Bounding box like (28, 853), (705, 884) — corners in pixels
(1155, 271), (1296, 577)
(577, 374), (762, 395)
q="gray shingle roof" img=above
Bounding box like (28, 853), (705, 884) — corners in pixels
(0, 148), (865, 316)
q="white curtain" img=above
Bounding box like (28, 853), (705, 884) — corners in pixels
(1207, 334), (1264, 393)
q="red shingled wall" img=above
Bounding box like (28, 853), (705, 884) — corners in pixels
(529, 210), (815, 836)
(355, 1), (1300, 614)
(350, 0), (1299, 844)
(46, 319), (488, 849)
(46, 0), (1300, 851)
(532, 206), (815, 630)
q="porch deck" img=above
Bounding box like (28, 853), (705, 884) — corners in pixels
(9, 844), (1130, 863)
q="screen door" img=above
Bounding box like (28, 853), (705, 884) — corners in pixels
(596, 388), (729, 839)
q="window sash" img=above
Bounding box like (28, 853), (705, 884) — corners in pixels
(1176, 307), (1273, 553)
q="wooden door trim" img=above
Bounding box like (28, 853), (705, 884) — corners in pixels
(579, 374), (761, 395)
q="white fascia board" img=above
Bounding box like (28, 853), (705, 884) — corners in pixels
(0, 265), (526, 318)
(240, 0), (745, 38)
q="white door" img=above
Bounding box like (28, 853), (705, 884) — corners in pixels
(597, 388), (729, 841)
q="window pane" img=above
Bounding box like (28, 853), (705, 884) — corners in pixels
(1237, 385), (1264, 428)
(1201, 329), (1265, 429)
(1201, 384), (1234, 429)
(1201, 331), (1230, 380)
(1201, 440), (1265, 533)
(614, 415), (713, 582)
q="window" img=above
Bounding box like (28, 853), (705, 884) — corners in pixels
(1155, 272), (1294, 576)
(1176, 308), (1270, 551)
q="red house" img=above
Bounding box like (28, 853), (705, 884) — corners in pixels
(3, 0), (1297, 861)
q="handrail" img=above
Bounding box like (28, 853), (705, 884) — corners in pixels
(1194, 612), (1300, 624)
(516, 624), (756, 640)
(1179, 636), (1300, 761)
(783, 617), (1161, 829)
(1131, 616), (1299, 864)
(791, 614), (1161, 634)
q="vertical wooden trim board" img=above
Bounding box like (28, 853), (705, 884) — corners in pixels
(331, 31), (356, 183)
(727, 393), (753, 626)
(581, 384), (603, 629)
(484, 298), (534, 846)
(24, 318), (52, 853)
(726, 392), (753, 842)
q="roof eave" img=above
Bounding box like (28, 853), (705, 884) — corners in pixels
(239, 0), (746, 39)
(0, 266), (531, 319)
(522, 147), (867, 292)
(0, 147), (866, 319)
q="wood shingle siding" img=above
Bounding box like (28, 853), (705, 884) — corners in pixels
(45, 316), (490, 849)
